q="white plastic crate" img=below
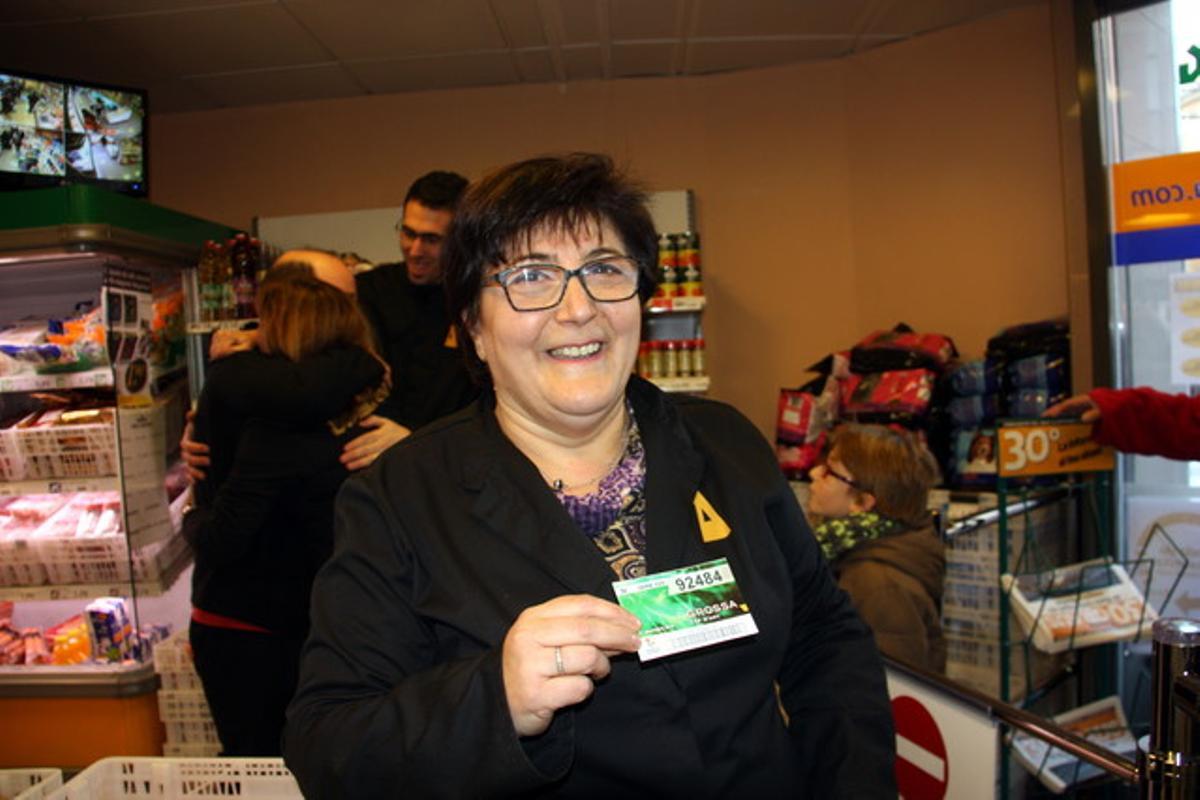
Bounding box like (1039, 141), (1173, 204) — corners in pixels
(0, 768), (63, 800)
(152, 630), (193, 673)
(157, 690), (213, 722)
(163, 720), (221, 747)
(161, 744), (220, 759)
(0, 537), (48, 586)
(157, 669), (203, 692)
(6, 416), (117, 480)
(48, 758), (301, 800)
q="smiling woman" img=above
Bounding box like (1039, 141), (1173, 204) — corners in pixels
(283, 153), (897, 799)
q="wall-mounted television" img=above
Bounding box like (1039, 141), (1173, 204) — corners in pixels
(0, 69), (146, 196)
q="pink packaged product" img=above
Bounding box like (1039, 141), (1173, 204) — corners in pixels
(28, 491), (122, 541)
(3, 494), (69, 531)
(839, 369), (937, 417)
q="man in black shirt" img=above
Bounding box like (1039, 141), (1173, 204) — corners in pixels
(341, 170), (478, 468)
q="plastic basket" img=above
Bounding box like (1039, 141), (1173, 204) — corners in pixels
(161, 744), (220, 759)
(157, 669), (203, 692)
(10, 419), (117, 480)
(0, 537), (49, 586)
(0, 768), (63, 800)
(157, 690), (213, 722)
(163, 720), (221, 747)
(152, 630), (193, 673)
(49, 758), (301, 799)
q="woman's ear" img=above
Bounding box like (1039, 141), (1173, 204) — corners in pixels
(850, 491), (877, 515)
(463, 313), (487, 363)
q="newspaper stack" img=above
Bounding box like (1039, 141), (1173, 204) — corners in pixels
(1011, 696), (1138, 794)
(1000, 558), (1157, 653)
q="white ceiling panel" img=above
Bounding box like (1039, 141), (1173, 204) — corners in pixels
(688, 38), (855, 74)
(863, 0), (1043, 36)
(610, 0), (680, 41)
(346, 52), (519, 94)
(187, 63), (364, 108)
(695, 0), (877, 38)
(111, 4), (330, 76)
(285, 0), (507, 61)
(563, 45), (605, 81)
(0, 0), (1047, 111)
(513, 49), (559, 83)
(489, 0), (548, 48)
(611, 42), (677, 78)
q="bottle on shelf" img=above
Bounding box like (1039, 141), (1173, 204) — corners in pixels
(655, 234), (678, 299)
(663, 339), (679, 378)
(230, 233), (257, 320)
(692, 338), (706, 377)
(197, 241), (218, 323)
(217, 240), (235, 320)
(678, 338), (693, 377)
(647, 340), (664, 379)
(678, 232), (703, 297)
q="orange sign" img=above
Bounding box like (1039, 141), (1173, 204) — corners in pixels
(1111, 151), (1200, 234)
(997, 421), (1115, 477)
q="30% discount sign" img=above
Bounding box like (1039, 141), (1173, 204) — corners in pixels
(996, 420), (1116, 478)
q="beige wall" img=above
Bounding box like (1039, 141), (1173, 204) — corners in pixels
(151, 3), (1072, 437)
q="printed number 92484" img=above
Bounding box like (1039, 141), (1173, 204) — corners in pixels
(671, 566), (729, 595)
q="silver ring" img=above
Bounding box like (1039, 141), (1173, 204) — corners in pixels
(554, 645), (565, 676)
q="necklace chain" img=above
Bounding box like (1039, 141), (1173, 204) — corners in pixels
(549, 413), (632, 494)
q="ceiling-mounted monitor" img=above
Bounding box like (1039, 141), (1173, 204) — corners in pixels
(0, 69), (146, 196)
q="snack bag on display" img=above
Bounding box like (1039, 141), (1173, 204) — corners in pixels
(1007, 353), (1069, 393)
(947, 394), (1000, 428)
(948, 359), (1001, 396)
(776, 374), (840, 478)
(850, 323), (958, 373)
(839, 369), (937, 418)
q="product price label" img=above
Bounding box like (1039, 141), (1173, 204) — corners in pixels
(997, 420), (1115, 477)
(613, 557), (758, 662)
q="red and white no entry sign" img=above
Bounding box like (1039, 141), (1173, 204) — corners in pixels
(892, 695), (949, 800)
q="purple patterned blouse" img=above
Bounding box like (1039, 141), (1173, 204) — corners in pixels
(555, 415), (647, 581)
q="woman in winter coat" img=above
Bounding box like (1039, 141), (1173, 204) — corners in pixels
(807, 423), (946, 671)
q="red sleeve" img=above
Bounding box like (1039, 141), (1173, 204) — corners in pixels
(1089, 387), (1200, 460)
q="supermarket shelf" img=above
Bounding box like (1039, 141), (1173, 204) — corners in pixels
(0, 541), (190, 603)
(185, 319), (258, 335)
(0, 475), (120, 497)
(646, 296), (706, 313)
(652, 375), (710, 393)
(0, 366), (113, 393)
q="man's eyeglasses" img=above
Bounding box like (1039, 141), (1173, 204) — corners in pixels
(823, 463), (865, 491)
(396, 224), (444, 246)
(485, 256), (641, 312)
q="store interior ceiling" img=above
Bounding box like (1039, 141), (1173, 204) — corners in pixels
(3, 0), (1046, 113)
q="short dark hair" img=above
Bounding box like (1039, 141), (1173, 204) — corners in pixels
(403, 170), (469, 211)
(443, 153), (659, 384)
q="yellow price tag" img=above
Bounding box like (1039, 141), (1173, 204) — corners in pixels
(997, 421), (1115, 477)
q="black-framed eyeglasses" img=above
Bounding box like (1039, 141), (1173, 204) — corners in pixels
(823, 463), (865, 491)
(485, 256), (641, 312)
(395, 223), (444, 246)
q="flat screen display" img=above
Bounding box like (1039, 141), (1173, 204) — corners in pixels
(0, 70), (146, 195)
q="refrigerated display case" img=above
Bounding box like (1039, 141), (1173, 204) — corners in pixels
(0, 185), (235, 768)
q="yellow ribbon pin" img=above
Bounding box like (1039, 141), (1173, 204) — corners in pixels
(694, 491), (731, 542)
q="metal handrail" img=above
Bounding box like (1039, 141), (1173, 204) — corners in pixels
(883, 656), (1140, 785)
(888, 616), (1200, 796)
